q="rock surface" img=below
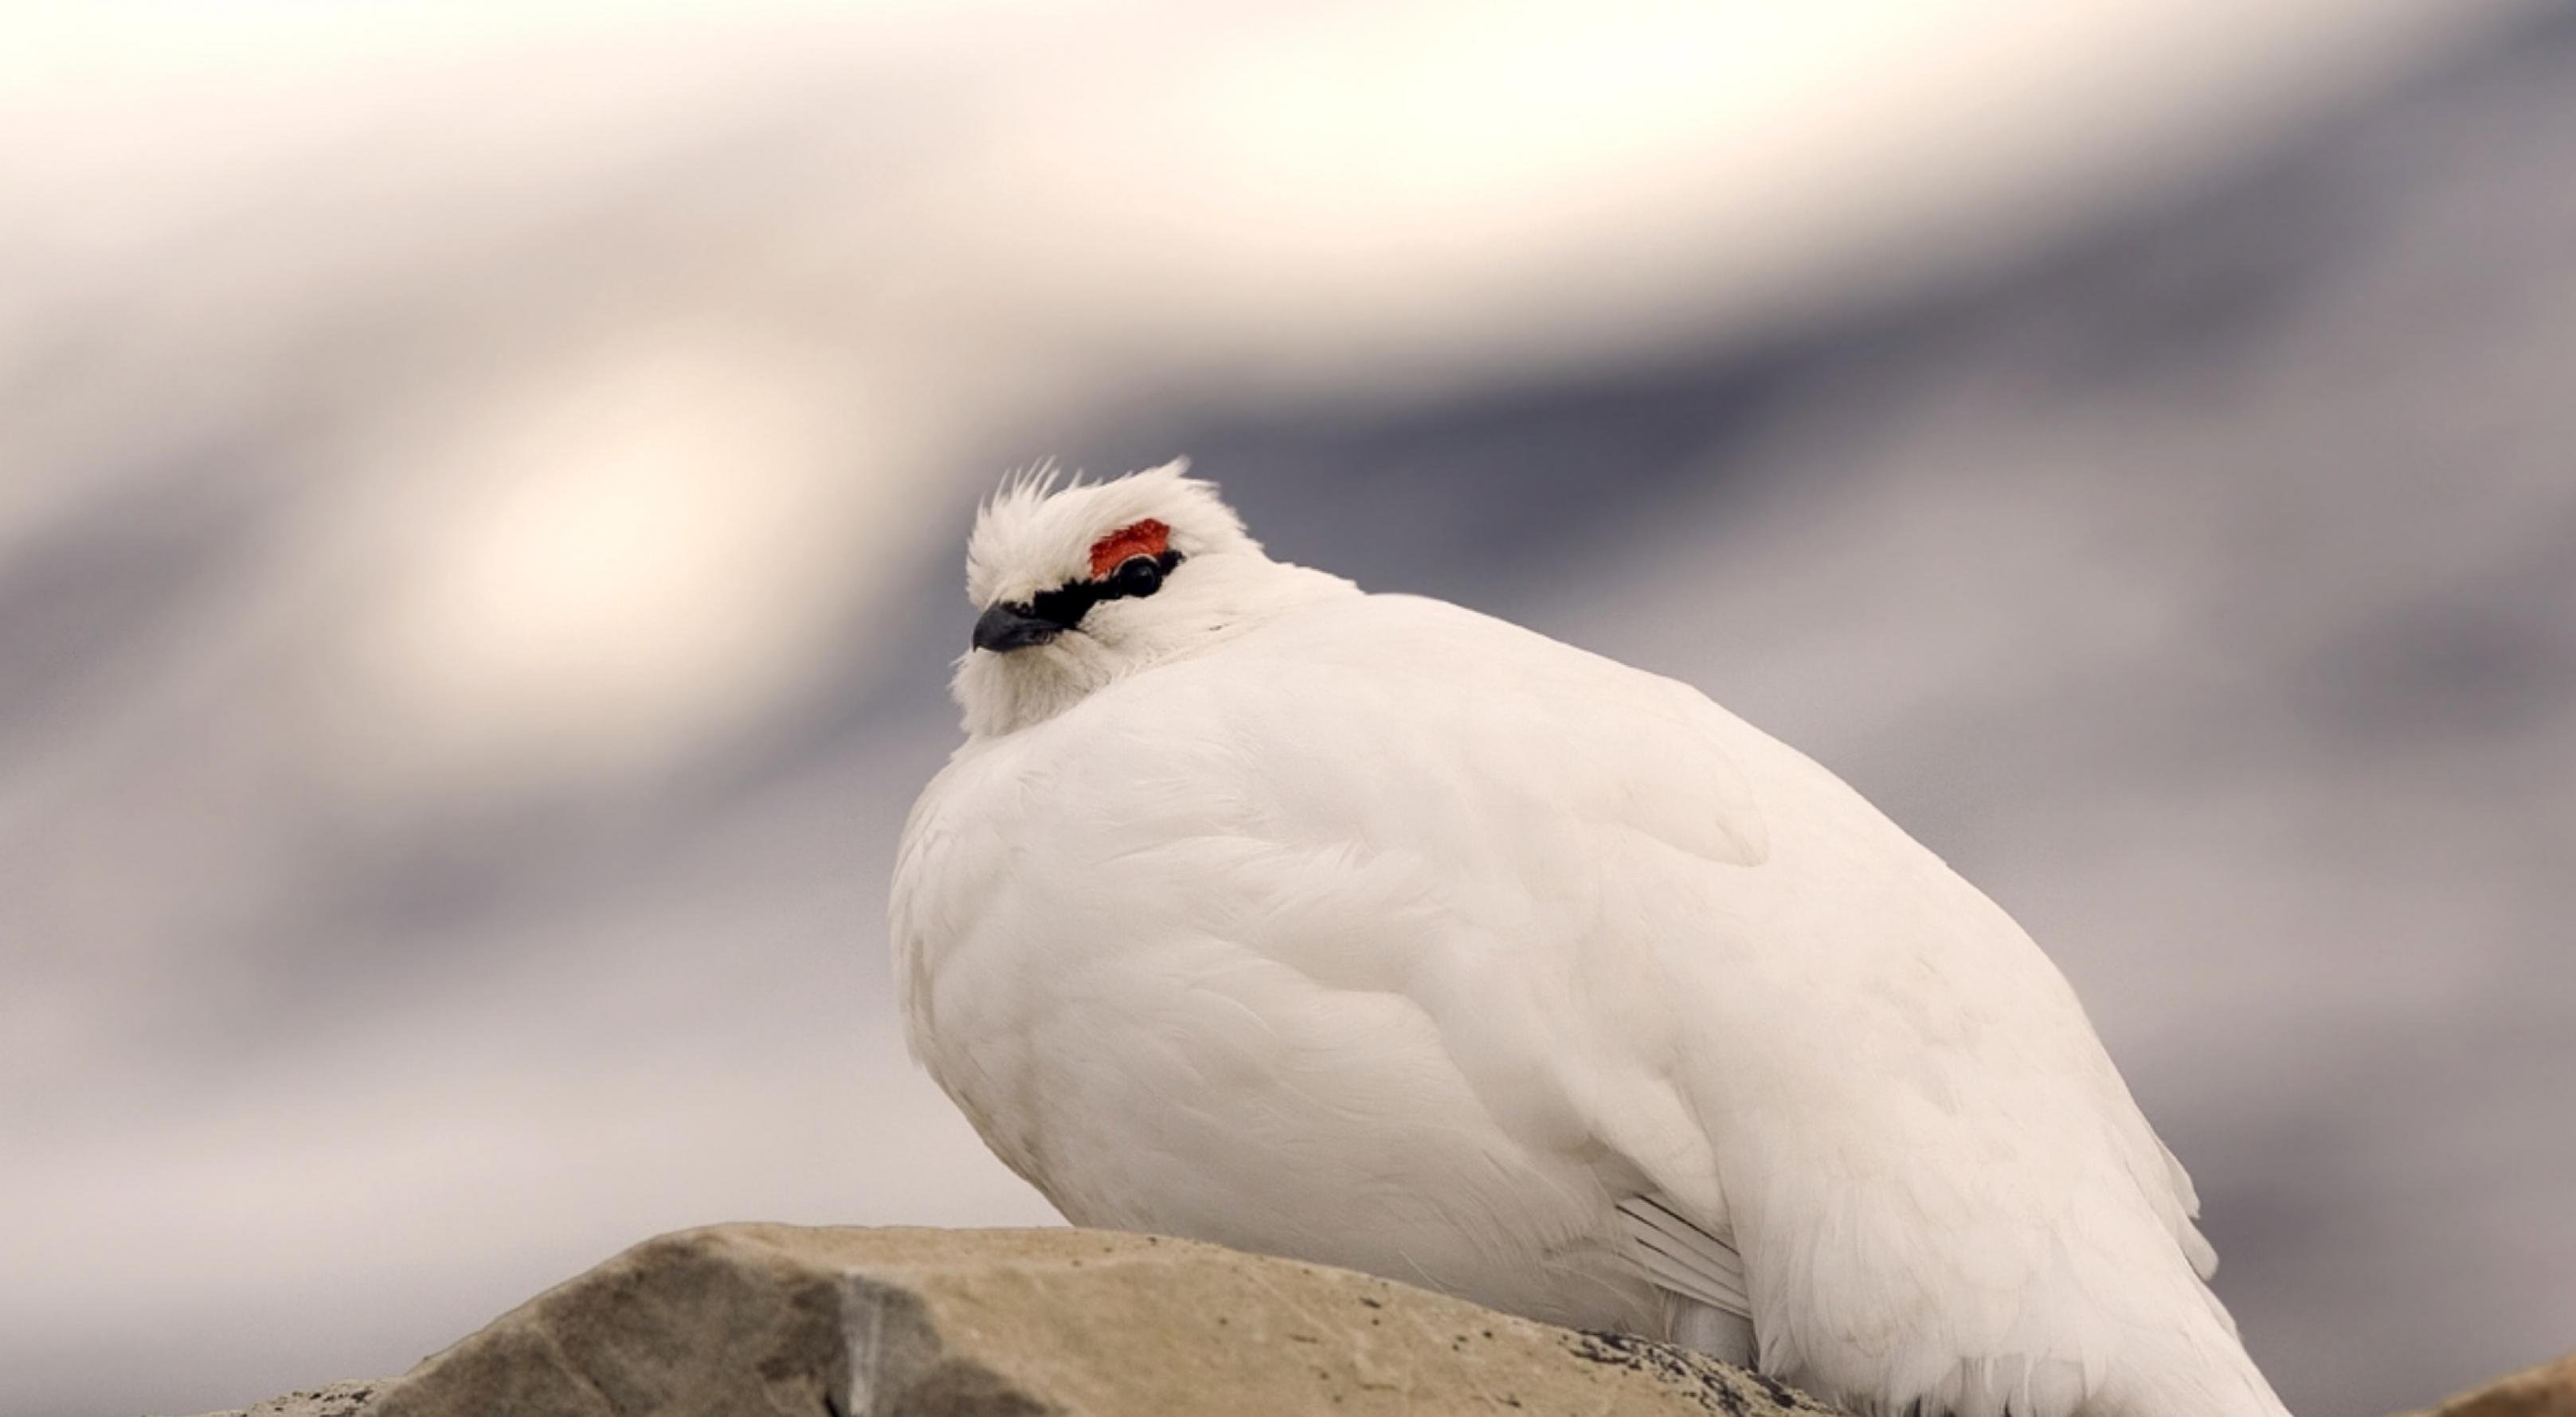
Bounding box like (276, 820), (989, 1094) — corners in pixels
(185, 1380), (382, 1417)
(2410, 1353), (2576, 1417)
(179, 1227), (2576, 1417)
(220, 1225), (1838, 1416)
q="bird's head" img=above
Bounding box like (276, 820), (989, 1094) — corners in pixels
(949, 460), (1345, 738)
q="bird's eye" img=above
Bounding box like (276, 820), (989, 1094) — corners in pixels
(1111, 554), (1165, 597)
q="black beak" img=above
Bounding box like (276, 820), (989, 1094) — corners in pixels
(973, 601), (1063, 653)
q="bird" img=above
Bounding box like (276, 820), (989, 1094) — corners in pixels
(890, 460), (2293, 1417)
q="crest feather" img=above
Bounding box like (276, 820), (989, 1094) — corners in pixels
(964, 458), (1247, 607)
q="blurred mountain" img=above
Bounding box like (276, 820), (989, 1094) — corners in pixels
(3, 6), (2570, 1417)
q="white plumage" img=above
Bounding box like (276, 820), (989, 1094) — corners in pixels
(891, 463), (2292, 1417)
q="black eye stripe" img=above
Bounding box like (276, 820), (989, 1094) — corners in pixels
(1017, 550), (1183, 629)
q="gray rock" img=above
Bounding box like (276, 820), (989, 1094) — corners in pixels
(318, 1224), (1842, 1416)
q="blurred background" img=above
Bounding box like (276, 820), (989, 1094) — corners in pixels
(6, 2), (2573, 1414)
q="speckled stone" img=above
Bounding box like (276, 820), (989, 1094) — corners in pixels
(180, 1379), (382, 1417)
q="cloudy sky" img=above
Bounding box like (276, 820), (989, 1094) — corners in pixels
(3, 3), (2570, 1415)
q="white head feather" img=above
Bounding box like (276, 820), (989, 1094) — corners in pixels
(951, 459), (1355, 738)
(963, 459), (1250, 607)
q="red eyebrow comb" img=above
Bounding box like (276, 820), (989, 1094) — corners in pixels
(1087, 519), (1172, 577)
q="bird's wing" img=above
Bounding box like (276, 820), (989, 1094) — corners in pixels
(1616, 1192), (1750, 1314)
(1086, 593), (2237, 1412)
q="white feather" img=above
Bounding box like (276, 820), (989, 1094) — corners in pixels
(892, 466), (2293, 1417)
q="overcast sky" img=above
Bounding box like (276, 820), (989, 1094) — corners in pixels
(2, 4), (2569, 1415)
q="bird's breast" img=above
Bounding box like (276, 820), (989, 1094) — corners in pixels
(900, 802), (1658, 1335)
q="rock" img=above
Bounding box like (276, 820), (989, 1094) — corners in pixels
(2410, 1353), (2576, 1417)
(181, 1380), (382, 1417)
(169, 1229), (2576, 1417)
(347, 1224), (1841, 1416)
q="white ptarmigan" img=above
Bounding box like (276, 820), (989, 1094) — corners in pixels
(891, 463), (2292, 1417)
